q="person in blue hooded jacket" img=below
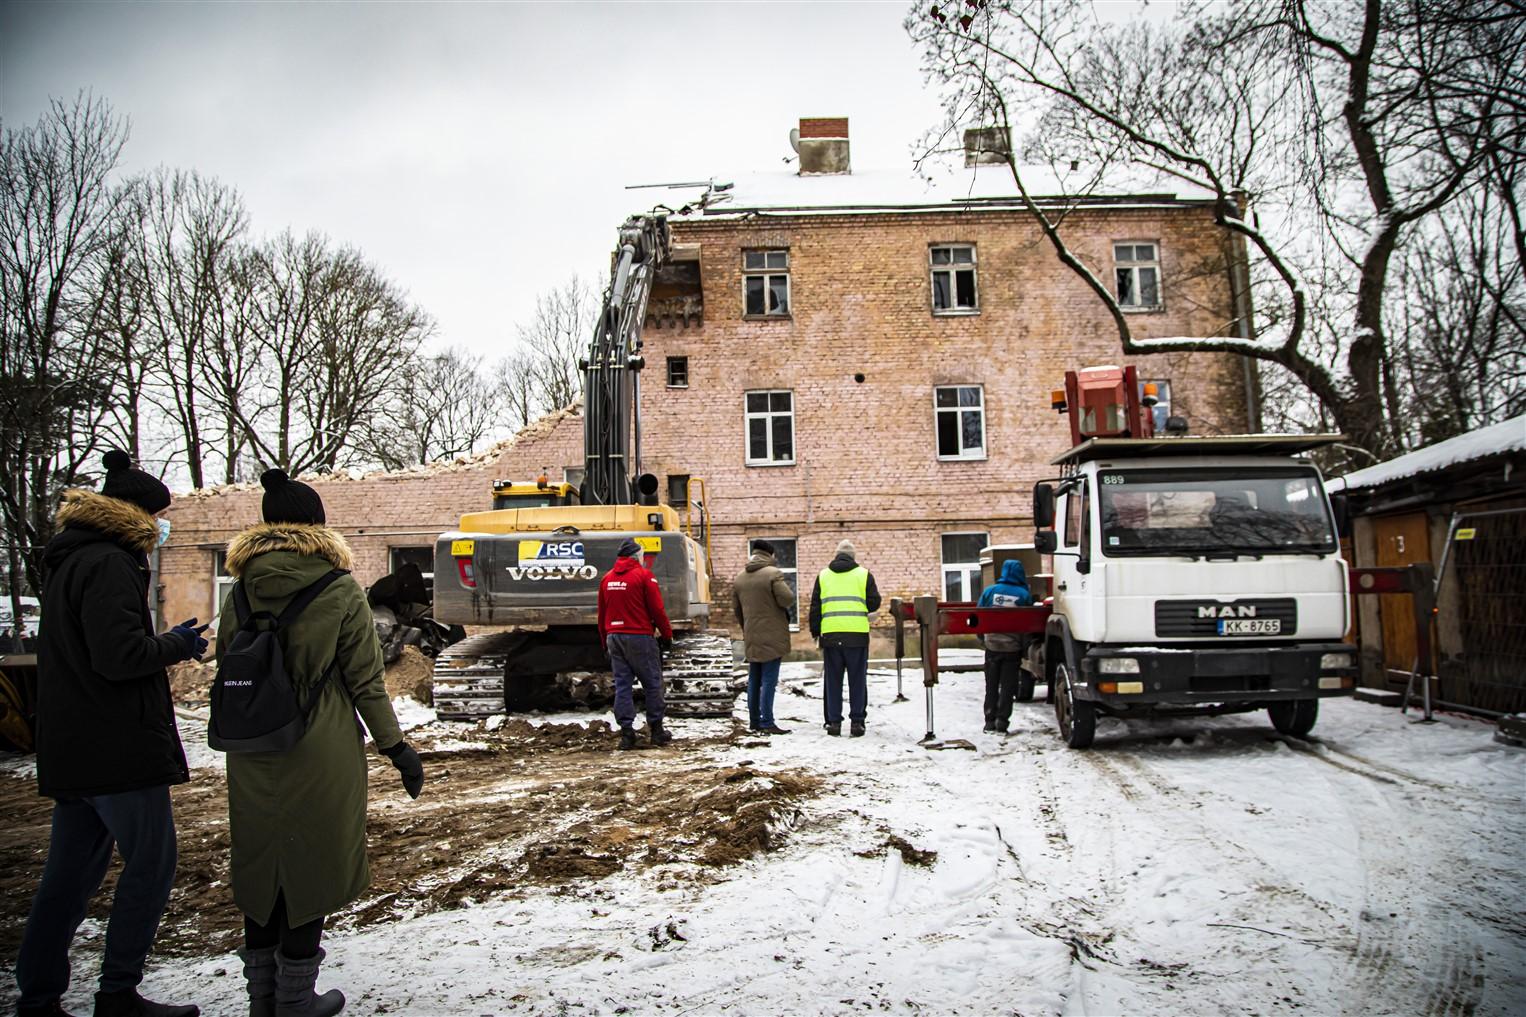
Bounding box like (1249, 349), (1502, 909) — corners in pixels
(977, 559), (1034, 733)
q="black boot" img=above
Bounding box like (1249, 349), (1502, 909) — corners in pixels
(19, 1002), (80, 1017)
(982, 718), (997, 733)
(850, 721), (866, 737)
(240, 945), (278, 1017)
(649, 719), (673, 746)
(274, 948), (344, 1017)
(618, 725), (636, 751)
(825, 723), (841, 736)
(91, 990), (199, 1017)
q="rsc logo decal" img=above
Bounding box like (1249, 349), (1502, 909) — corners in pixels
(517, 539), (585, 567)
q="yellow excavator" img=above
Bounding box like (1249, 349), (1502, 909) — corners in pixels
(430, 214), (735, 719)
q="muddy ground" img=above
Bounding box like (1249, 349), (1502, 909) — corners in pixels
(0, 655), (819, 962)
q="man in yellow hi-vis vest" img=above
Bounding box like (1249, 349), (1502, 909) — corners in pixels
(807, 539), (881, 736)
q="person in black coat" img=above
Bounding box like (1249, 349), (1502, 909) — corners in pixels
(14, 451), (205, 1017)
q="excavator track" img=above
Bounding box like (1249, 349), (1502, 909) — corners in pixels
(433, 631), (741, 721)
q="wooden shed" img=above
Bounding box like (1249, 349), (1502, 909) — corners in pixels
(1328, 415), (1526, 715)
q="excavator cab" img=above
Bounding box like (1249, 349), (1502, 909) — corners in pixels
(491, 477), (582, 511)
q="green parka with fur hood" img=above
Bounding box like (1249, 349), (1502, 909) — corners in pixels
(216, 522), (404, 927)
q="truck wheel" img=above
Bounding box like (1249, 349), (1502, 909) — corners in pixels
(1016, 673), (1036, 703)
(1268, 698), (1319, 737)
(1054, 663), (1096, 749)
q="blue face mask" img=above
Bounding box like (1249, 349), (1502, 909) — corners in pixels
(156, 518), (172, 547)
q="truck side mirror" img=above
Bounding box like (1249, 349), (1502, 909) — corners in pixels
(1033, 483), (1056, 529)
(1035, 530), (1057, 554)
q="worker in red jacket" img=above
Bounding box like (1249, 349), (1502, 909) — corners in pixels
(598, 538), (675, 750)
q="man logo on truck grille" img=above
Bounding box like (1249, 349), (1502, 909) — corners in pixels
(1198, 604), (1258, 618)
(518, 539), (585, 567)
(506, 565), (599, 581)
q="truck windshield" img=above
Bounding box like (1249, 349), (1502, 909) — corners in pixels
(1098, 467), (1337, 556)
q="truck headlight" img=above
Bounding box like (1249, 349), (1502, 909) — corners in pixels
(1320, 652), (1353, 670)
(1099, 657), (1140, 674)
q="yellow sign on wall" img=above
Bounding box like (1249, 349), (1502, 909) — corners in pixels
(1454, 528), (1477, 541)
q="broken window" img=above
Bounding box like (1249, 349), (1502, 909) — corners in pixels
(667, 356), (689, 388)
(743, 250), (790, 317)
(931, 245), (978, 314)
(748, 536), (800, 628)
(745, 389), (795, 465)
(935, 385), (985, 460)
(668, 474), (690, 506)
(941, 532), (989, 602)
(390, 546), (433, 575)
(1115, 242), (1162, 309)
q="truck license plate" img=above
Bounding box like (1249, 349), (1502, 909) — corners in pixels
(1219, 618), (1281, 635)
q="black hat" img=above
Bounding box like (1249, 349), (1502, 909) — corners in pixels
(260, 468), (326, 525)
(616, 538), (642, 558)
(100, 450), (172, 515)
(752, 539), (775, 556)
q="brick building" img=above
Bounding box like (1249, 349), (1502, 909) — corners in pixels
(158, 119), (1253, 651)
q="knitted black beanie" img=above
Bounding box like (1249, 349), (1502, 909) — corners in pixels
(260, 468), (326, 525)
(100, 450), (172, 515)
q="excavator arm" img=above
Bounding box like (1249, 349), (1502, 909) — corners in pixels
(580, 213), (672, 506)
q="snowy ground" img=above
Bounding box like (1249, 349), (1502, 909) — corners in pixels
(7, 656), (1524, 1016)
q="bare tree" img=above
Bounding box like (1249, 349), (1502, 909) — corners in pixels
(0, 93), (129, 621)
(908, 0), (1523, 459)
(357, 346), (504, 469)
(228, 231), (431, 475)
(127, 167), (248, 487)
(514, 274), (600, 415)
(494, 348), (542, 432)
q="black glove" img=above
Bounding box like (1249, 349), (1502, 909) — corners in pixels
(658, 636), (674, 656)
(169, 618), (210, 661)
(382, 740), (424, 799)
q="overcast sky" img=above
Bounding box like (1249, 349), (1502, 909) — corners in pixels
(1, 0), (950, 362)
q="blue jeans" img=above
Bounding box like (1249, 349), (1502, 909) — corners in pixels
(822, 643), (869, 725)
(607, 633), (665, 727)
(747, 658), (782, 728)
(16, 785), (178, 1006)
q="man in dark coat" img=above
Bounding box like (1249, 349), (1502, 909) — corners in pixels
(731, 539), (795, 734)
(598, 538), (675, 750)
(977, 559), (1035, 733)
(807, 540), (881, 737)
(16, 451), (206, 1017)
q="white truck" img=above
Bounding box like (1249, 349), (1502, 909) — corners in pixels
(1026, 366), (1357, 748)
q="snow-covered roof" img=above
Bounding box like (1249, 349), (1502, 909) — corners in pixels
(1326, 415), (1526, 494)
(666, 163), (1216, 219)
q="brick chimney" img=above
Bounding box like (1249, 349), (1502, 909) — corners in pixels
(797, 117), (850, 175)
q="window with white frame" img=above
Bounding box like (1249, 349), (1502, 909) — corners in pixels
(745, 390), (795, 465)
(748, 536), (800, 629)
(941, 532), (989, 603)
(935, 385), (986, 460)
(743, 250), (790, 317)
(1115, 242), (1162, 309)
(212, 551), (237, 624)
(1142, 378), (1172, 432)
(930, 244), (978, 313)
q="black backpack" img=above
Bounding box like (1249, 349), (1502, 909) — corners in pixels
(208, 569), (347, 753)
